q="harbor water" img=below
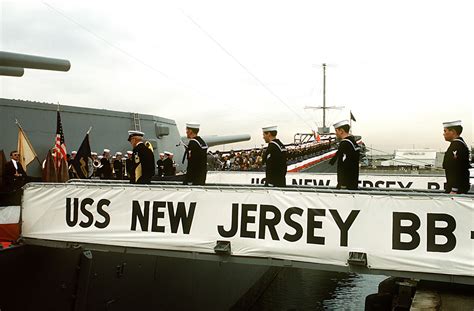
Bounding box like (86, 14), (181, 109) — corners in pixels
(252, 268), (387, 310)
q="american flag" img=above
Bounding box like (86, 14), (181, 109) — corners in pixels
(54, 110), (67, 168)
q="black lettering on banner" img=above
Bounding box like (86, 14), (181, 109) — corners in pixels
(291, 179), (299, 186)
(241, 204), (257, 238)
(319, 180), (331, 186)
(167, 202), (196, 234)
(152, 201), (166, 233)
(283, 207), (303, 242)
(95, 199), (111, 229)
(217, 203), (239, 238)
(398, 181), (413, 189)
(131, 200), (149, 231)
(258, 204), (281, 240)
(363, 181), (374, 187)
(375, 181), (385, 188)
(427, 182), (440, 190)
(79, 198), (94, 228)
(307, 209), (325, 245)
(66, 198), (79, 227)
(427, 213), (456, 253)
(392, 212), (420, 250)
(304, 179), (312, 186)
(329, 209), (360, 247)
(386, 181), (396, 188)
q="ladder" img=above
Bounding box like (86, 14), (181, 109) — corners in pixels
(132, 113), (141, 131)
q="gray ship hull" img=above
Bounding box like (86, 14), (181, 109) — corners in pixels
(0, 243), (278, 310)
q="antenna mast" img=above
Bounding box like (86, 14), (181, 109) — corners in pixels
(304, 63), (344, 134)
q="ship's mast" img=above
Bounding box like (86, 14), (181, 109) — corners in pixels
(305, 63), (344, 134)
(322, 63), (327, 130)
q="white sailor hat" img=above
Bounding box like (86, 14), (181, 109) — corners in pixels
(115, 152), (122, 156)
(186, 122), (200, 129)
(164, 151), (171, 155)
(98, 155), (103, 159)
(91, 152), (97, 156)
(333, 120), (350, 129)
(127, 150), (133, 155)
(443, 120), (462, 127)
(103, 148), (110, 153)
(262, 125), (277, 132)
(128, 130), (145, 141)
(71, 151), (77, 154)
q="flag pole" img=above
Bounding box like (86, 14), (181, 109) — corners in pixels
(350, 111), (352, 131)
(87, 126), (92, 135)
(15, 118), (23, 130)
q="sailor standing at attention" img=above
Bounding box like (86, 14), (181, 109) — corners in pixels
(127, 130), (155, 184)
(262, 126), (287, 187)
(124, 151), (133, 180)
(156, 153), (165, 177)
(183, 122), (208, 185)
(329, 120), (360, 190)
(442, 120), (471, 194)
(99, 149), (113, 179)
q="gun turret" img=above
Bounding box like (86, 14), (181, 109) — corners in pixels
(0, 51), (71, 76)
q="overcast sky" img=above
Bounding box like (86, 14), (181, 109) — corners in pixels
(1, 0), (472, 153)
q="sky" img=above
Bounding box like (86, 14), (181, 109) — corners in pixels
(1, 0), (473, 153)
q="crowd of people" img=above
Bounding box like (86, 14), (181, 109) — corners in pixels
(207, 140), (334, 171)
(67, 149), (135, 180)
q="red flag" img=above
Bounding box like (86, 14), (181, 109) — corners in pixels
(57, 156), (70, 183)
(42, 150), (57, 182)
(312, 130), (321, 143)
(53, 110), (67, 169)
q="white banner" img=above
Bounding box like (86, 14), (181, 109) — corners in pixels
(22, 184), (474, 278)
(0, 206), (21, 224)
(206, 171), (449, 190)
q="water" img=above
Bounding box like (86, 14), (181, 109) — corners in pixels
(251, 268), (387, 311)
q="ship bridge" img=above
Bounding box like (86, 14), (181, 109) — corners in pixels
(19, 182), (474, 286)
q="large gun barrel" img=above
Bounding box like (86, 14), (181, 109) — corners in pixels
(203, 134), (251, 147)
(0, 66), (24, 77)
(182, 134), (251, 148)
(0, 51), (71, 72)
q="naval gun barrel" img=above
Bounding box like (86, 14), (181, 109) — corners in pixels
(203, 134), (251, 147)
(182, 134), (251, 147)
(0, 51), (71, 72)
(0, 66), (24, 77)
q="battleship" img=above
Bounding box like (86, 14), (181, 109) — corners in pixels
(1, 52), (473, 311)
